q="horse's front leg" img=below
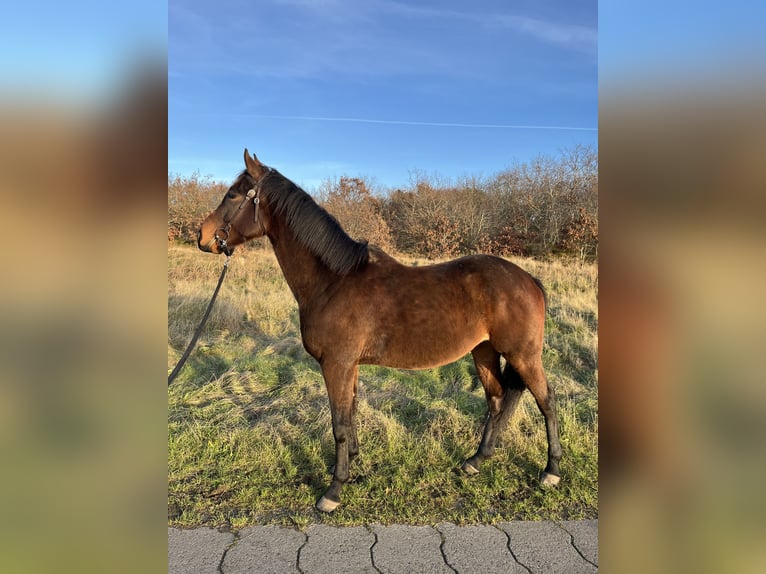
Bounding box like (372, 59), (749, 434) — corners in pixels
(316, 361), (358, 513)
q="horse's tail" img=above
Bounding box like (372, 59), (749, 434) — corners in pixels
(531, 275), (548, 314)
(501, 360), (526, 391)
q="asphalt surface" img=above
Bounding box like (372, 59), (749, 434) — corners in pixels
(169, 519), (598, 573)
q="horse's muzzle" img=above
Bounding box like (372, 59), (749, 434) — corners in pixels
(197, 230), (223, 254)
(197, 229), (213, 252)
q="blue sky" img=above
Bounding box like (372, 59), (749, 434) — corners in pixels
(169, 0), (597, 190)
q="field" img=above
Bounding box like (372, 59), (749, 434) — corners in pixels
(168, 243), (597, 528)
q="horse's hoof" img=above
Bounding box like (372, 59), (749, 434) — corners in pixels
(316, 495), (341, 513)
(461, 461), (480, 476)
(540, 472), (561, 487)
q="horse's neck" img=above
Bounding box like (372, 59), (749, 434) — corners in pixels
(267, 223), (334, 308)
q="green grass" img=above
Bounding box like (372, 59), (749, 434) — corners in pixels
(168, 244), (597, 528)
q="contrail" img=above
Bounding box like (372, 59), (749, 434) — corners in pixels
(248, 114), (597, 132)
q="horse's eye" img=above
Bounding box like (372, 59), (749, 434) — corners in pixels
(226, 191), (237, 199)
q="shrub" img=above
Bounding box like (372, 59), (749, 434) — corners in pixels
(318, 176), (394, 251)
(168, 172), (226, 244)
(167, 145), (598, 260)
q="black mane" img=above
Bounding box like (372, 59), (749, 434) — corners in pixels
(248, 170), (369, 275)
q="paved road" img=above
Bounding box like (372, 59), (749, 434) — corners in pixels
(169, 520), (597, 573)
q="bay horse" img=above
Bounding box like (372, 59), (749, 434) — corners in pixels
(198, 150), (562, 513)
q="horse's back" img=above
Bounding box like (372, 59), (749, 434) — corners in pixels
(360, 250), (544, 322)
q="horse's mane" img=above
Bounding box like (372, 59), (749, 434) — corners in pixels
(250, 170), (369, 275)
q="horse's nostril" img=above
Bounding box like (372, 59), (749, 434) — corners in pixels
(197, 229), (207, 251)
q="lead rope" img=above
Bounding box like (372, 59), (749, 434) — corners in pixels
(168, 255), (231, 385)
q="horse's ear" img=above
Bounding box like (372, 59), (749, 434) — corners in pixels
(244, 148), (264, 177)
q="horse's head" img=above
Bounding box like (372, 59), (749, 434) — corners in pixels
(198, 149), (272, 254)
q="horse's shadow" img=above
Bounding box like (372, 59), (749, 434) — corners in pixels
(359, 359), (486, 431)
(168, 291), (273, 384)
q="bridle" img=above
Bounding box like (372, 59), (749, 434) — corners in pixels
(208, 168), (273, 255)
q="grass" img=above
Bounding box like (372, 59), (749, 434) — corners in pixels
(168, 243), (598, 529)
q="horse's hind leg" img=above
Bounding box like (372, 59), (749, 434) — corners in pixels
(463, 342), (525, 475)
(511, 356), (562, 486)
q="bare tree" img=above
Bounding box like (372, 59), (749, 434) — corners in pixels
(168, 172), (226, 243)
(319, 176), (394, 251)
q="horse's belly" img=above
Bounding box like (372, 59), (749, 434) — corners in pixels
(362, 325), (487, 369)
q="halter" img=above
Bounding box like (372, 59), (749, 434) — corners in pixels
(210, 169), (272, 255)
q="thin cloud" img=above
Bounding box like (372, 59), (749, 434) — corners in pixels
(494, 14), (597, 52)
(373, 0), (596, 53)
(271, 0), (596, 54)
(248, 114), (598, 132)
